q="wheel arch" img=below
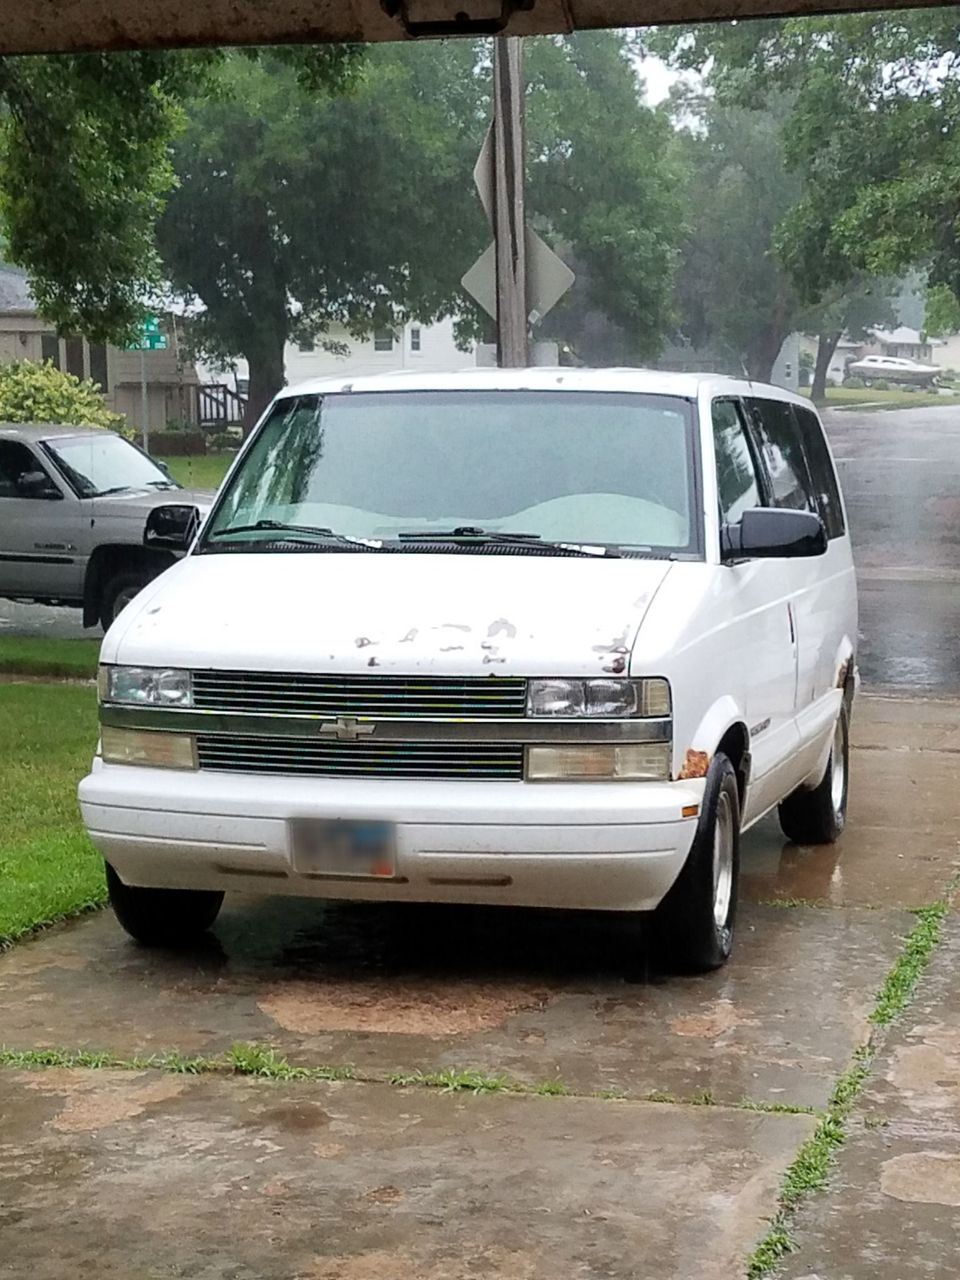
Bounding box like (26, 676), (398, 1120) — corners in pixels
(82, 544), (176, 628)
(678, 695), (751, 807)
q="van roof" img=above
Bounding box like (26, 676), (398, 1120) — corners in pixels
(273, 367), (816, 410)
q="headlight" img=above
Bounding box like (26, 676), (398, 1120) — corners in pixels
(526, 743), (671, 781)
(99, 665), (192, 708)
(100, 726), (197, 770)
(527, 678), (670, 718)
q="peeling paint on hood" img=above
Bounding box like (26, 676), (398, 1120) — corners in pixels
(109, 553), (674, 676)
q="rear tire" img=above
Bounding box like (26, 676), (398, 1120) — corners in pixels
(100, 568), (153, 629)
(655, 752), (740, 973)
(106, 863), (224, 947)
(778, 703), (849, 845)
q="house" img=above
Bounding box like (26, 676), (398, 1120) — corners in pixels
(199, 316), (477, 391)
(863, 327), (944, 363)
(0, 263), (213, 431)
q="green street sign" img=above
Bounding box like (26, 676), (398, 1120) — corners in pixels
(125, 316), (168, 352)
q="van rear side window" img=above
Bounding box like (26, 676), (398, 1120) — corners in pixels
(792, 405), (846, 539)
(745, 398), (817, 515)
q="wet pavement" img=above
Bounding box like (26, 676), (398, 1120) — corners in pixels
(3, 402), (960, 1275)
(826, 403), (960, 694)
(782, 914), (960, 1278)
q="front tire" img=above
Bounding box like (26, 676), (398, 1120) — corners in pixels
(106, 863), (224, 947)
(778, 703), (849, 845)
(100, 568), (153, 629)
(655, 753), (740, 973)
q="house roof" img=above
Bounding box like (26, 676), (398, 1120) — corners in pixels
(0, 263), (35, 314)
(871, 326), (944, 347)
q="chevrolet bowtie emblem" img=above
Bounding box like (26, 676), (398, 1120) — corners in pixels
(319, 717), (376, 741)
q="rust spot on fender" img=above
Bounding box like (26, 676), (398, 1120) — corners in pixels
(603, 655), (627, 674)
(367, 656), (379, 667)
(355, 637), (375, 649)
(678, 749), (710, 780)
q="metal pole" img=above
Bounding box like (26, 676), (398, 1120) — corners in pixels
(493, 36), (527, 368)
(139, 346), (149, 452)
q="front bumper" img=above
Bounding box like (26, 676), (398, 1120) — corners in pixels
(79, 761), (703, 912)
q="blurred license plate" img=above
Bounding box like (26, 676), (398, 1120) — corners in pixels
(290, 819), (396, 878)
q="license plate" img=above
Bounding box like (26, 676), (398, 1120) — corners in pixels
(290, 819), (396, 878)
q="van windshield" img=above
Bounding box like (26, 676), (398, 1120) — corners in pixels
(202, 390), (700, 557)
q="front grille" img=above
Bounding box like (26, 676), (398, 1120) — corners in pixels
(192, 671), (528, 719)
(196, 733), (525, 780)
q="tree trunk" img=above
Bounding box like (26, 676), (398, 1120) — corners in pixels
(811, 330), (842, 404)
(743, 332), (784, 384)
(242, 338), (286, 436)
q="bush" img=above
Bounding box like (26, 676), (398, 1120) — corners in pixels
(146, 430), (207, 456)
(844, 376), (865, 389)
(870, 378), (890, 391)
(208, 431), (241, 452)
(0, 359), (129, 434)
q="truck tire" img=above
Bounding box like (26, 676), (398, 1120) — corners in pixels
(106, 863), (224, 947)
(100, 568), (153, 629)
(778, 704), (849, 845)
(655, 752), (740, 972)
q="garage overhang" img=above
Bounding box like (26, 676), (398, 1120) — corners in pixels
(5, 0), (947, 55)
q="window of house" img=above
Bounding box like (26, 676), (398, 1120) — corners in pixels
(40, 332), (60, 369)
(89, 343), (108, 392)
(712, 399), (762, 524)
(745, 398), (817, 514)
(410, 327), (422, 353)
(298, 337), (315, 353)
(65, 336), (84, 380)
(792, 405), (846, 539)
(374, 329), (395, 352)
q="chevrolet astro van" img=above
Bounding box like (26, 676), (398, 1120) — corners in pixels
(79, 369), (857, 972)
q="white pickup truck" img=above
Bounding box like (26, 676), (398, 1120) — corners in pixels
(0, 424), (212, 628)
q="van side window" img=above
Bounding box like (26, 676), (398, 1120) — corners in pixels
(792, 405), (846, 539)
(745, 398), (816, 514)
(712, 399), (762, 523)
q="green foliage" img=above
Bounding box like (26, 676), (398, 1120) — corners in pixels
(0, 683), (105, 948)
(160, 36), (682, 415)
(667, 94), (801, 379)
(0, 360), (126, 431)
(0, 636), (100, 679)
(924, 284), (960, 337)
(843, 377), (865, 389)
(871, 903), (948, 1026)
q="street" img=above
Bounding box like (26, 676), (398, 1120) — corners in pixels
(2, 402), (960, 1278)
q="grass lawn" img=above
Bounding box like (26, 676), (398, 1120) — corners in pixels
(805, 387), (960, 411)
(0, 682), (104, 946)
(0, 635), (100, 680)
(158, 452), (235, 490)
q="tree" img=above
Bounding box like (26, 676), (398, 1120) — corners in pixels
(651, 14), (960, 303)
(924, 284), (960, 339)
(0, 53), (201, 344)
(158, 34), (683, 425)
(0, 47), (359, 350)
(666, 94), (802, 381)
(800, 277), (897, 403)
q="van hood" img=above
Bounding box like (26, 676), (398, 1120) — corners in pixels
(109, 552), (674, 677)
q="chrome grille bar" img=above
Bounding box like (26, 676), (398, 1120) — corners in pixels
(196, 734), (524, 780)
(192, 671), (528, 719)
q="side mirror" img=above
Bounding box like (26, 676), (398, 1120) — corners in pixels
(144, 503), (200, 552)
(18, 470), (62, 500)
(722, 508), (828, 561)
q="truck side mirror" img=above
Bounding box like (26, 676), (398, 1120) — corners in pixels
(144, 504), (200, 552)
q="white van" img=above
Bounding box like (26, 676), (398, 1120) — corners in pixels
(79, 369), (857, 972)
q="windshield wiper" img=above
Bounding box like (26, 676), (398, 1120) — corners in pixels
(210, 519), (386, 550)
(94, 485), (135, 497)
(396, 527), (620, 557)
(147, 480), (181, 490)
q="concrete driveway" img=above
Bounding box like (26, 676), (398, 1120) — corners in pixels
(3, 403), (960, 1277)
